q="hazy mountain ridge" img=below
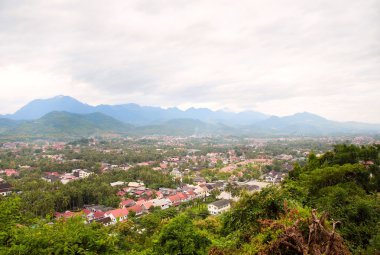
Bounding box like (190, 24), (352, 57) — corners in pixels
(0, 111), (132, 137)
(241, 112), (380, 136)
(2, 95), (268, 126)
(0, 96), (379, 138)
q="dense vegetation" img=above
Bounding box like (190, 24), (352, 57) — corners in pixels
(0, 144), (379, 254)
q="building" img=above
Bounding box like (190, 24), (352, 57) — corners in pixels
(42, 174), (60, 183)
(105, 208), (129, 223)
(72, 169), (93, 178)
(208, 199), (231, 215)
(110, 181), (125, 187)
(119, 199), (136, 208)
(90, 216), (113, 226)
(0, 182), (12, 196)
(152, 198), (171, 210)
(170, 168), (183, 179)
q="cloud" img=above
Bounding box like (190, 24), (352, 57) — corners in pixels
(0, 0), (379, 122)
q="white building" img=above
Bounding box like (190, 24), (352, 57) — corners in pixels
(151, 198), (171, 210)
(128, 182), (145, 188)
(110, 181), (125, 187)
(208, 199), (231, 215)
(72, 169), (93, 178)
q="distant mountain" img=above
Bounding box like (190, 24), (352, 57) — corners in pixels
(244, 112), (380, 135)
(2, 95), (268, 125)
(5, 95), (94, 120)
(1, 111), (132, 138)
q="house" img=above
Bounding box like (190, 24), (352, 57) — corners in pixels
(177, 192), (189, 202)
(4, 169), (19, 177)
(152, 198), (171, 210)
(133, 190), (145, 197)
(217, 191), (235, 201)
(141, 201), (154, 211)
(208, 199), (231, 215)
(155, 191), (164, 199)
(184, 189), (197, 200)
(0, 182), (12, 196)
(82, 209), (105, 221)
(135, 199), (154, 212)
(105, 208), (129, 223)
(264, 171), (287, 183)
(194, 185), (210, 198)
(126, 205), (143, 216)
(42, 174), (60, 183)
(193, 176), (206, 185)
(170, 168), (183, 179)
(90, 216), (113, 226)
(117, 191), (126, 197)
(243, 184), (260, 192)
(128, 182), (145, 188)
(45, 171), (60, 176)
(72, 169), (93, 178)
(93, 211), (105, 219)
(158, 188), (177, 196)
(119, 199), (136, 208)
(110, 181), (125, 187)
(60, 173), (77, 184)
(167, 194), (182, 206)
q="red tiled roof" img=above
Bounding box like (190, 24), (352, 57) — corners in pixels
(119, 199), (135, 207)
(167, 194), (181, 203)
(136, 200), (146, 206)
(142, 201), (153, 210)
(106, 208), (129, 218)
(93, 211), (105, 219)
(82, 209), (91, 215)
(177, 192), (188, 200)
(134, 190), (144, 195)
(127, 205), (143, 213)
(144, 190), (153, 196)
(186, 190), (196, 196)
(117, 191), (126, 196)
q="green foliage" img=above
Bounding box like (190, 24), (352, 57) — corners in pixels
(2, 217), (120, 254)
(284, 144), (380, 253)
(153, 214), (211, 255)
(221, 187), (290, 241)
(0, 196), (26, 245)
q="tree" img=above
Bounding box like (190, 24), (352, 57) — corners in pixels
(153, 214), (210, 255)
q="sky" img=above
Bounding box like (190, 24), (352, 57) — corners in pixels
(0, 0), (379, 123)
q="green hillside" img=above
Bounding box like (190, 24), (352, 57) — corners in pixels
(136, 118), (236, 136)
(5, 111), (132, 138)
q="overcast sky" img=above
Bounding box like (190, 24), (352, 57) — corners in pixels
(0, 0), (379, 123)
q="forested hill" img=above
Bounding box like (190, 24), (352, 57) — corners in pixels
(0, 111), (133, 138)
(0, 144), (379, 254)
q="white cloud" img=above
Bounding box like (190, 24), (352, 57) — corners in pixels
(0, 0), (379, 122)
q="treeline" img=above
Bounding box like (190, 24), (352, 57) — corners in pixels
(9, 166), (176, 217)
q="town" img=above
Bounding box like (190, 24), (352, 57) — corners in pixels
(1, 135), (377, 227)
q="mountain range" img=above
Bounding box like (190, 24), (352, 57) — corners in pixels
(2, 95), (268, 126)
(0, 95), (379, 138)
